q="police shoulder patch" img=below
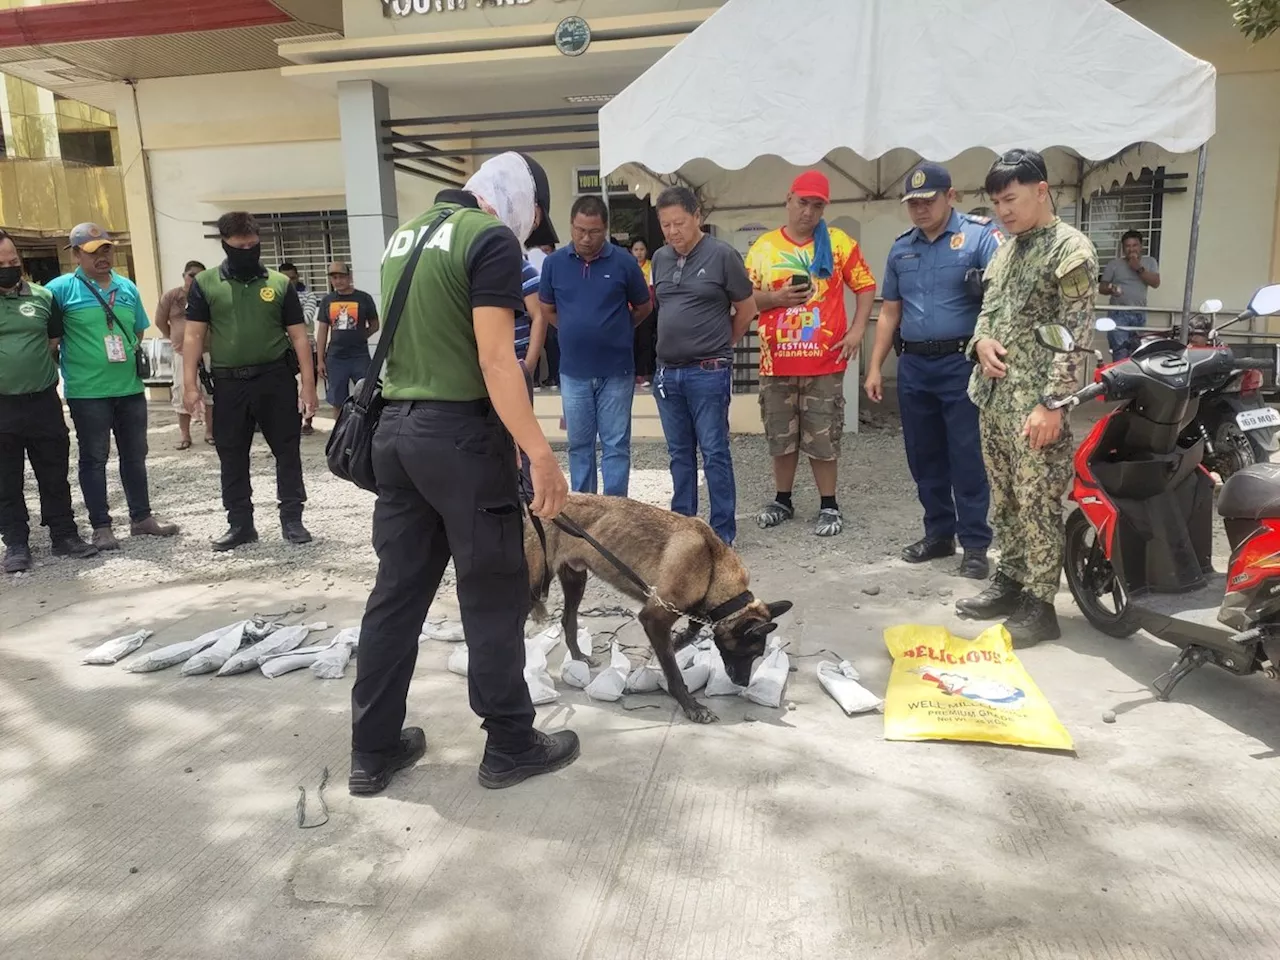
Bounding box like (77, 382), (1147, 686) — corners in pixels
(1056, 251), (1095, 301)
(962, 213), (992, 225)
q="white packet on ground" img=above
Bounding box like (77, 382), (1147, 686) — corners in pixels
(422, 619), (465, 643)
(561, 650), (591, 689)
(524, 639), (558, 705)
(675, 645), (697, 669)
(217, 622), (326, 676)
(126, 622), (244, 673)
(585, 643), (630, 702)
(744, 638), (790, 708)
(447, 643), (469, 676)
(528, 625), (563, 657)
(331, 627), (360, 647)
(311, 641), (355, 680)
(244, 619), (283, 642)
(624, 662), (663, 693)
(703, 646), (746, 697)
(261, 650), (324, 678)
(82, 629), (153, 665)
(181, 620), (250, 676)
(658, 660), (711, 695)
(817, 660), (883, 715)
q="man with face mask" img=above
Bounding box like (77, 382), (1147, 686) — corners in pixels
(184, 211), (318, 551)
(350, 152), (571, 797)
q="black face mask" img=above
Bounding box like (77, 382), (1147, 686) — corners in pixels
(221, 241), (262, 278)
(0, 266), (22, 289)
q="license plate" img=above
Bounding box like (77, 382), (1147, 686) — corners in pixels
(1236, 407), (1280, 431)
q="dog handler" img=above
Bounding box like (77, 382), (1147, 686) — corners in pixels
(350, 152), (572, 796)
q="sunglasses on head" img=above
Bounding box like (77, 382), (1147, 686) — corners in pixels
(998, 150), (1048, 182)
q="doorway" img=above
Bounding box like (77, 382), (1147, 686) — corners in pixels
(606, 196), (660, 250)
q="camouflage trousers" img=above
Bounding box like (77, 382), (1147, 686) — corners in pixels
(758, 372), (845, 460)
(979, 409), (1073, 603)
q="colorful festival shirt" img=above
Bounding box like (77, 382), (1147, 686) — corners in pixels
(746, 226), (876, 377)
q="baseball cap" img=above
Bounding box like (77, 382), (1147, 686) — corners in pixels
(790, 170), (830, 202)
(67, 222), (112, 253)
(902, 162), (952, 201)
(519, 153), (560, 247)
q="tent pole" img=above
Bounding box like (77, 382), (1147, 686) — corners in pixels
(1180, 143), (1208, 336)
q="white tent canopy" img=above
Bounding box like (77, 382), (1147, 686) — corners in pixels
(598, 0), (1216, 176)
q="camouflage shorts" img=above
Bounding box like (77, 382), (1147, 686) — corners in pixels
(759, 372), (846, 460)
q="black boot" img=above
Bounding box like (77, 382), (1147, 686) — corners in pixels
(349, 727), (427, 796)
(957, 549), (990, 580)
(955, 571), (1023, 620)
(282, 518), (312, 544)
(902, 537), (955, 563)
(1002, 593), (1061, 648)
(51, 534), (99, 559)
(212, 524), (259, 552)
(3, 544), (31, 573)
(478, 729), (581, 790)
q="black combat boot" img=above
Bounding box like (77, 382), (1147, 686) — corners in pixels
(212, 524), (259, 552)
(955, 570), (1023, 620)
(349, 727), (427, 796)
(957, 549), (990, 580)
(478, 729), (581, 790)
(1002, 593), (1062, 648)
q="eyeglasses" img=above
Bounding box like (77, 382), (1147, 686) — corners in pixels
(998, 149), (1048, 182)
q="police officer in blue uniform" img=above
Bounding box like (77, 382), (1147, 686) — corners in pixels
(864, 162), (1002, 579)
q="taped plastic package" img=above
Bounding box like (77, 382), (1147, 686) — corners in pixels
(260, 644), (330, 678)
(817, 660), (883, 715)
(422, 619), (465, 643)
(181, 620), (250, 676)
(311, 641), (355, 680)
(524, 638), (558, 706)
(658, 659), (710, 695)
(447, 643), (469, 677)
(744, 638), (790, 708)
(584, 644), (630, 702)
(217, 622), (326, 676)
(703, 646), (746, 697)
(82, 629), (153, 665)
(883, 624), (1073, 751)
(126, 622), (245, 673)
(559, 627), (594, 688)
(624, 662), (662, 693)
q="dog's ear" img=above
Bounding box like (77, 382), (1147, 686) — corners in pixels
(765, 600), (793, 620)
(746, 621), (778, 641)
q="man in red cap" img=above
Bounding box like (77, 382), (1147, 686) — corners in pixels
(746, 171), (877, 536)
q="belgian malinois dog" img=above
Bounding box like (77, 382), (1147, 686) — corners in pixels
(526, 493), (792, 723)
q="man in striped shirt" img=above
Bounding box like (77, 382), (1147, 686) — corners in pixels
(515, 256), (545, 489)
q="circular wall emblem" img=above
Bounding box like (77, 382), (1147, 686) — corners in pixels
(260, 287), (277, 303)
(19, 302), (36, 317)
(910, 170), (927, 189)
(555, 16), (591, 57)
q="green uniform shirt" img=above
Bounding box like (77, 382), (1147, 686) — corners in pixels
(967, 217), (1098, 416)
(45, 268), (149, 400)
(187, 265), (298, 369)
(0, 281), (61, 396)
(380, 194), (524, 402)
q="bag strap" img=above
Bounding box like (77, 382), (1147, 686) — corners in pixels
(354, 207), (455, 414)
(78, 275), (135, 348)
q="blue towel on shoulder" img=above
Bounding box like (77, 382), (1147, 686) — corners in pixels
(810, 219), (834, 280)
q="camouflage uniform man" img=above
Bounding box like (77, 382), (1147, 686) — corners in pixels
(955, 149), (1097, 647)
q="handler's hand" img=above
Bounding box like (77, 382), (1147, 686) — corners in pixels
(864, 367), (884, 403)
(1023, 404), (1064, 450)
(975, 338), (1008, 379)
(299, 385), (318, 420)
(183, 389), (204, 419)
(530, 450), (568, 520)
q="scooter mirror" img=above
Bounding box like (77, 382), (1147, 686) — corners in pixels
(1095, 317), (1117, 332)
(1198, 298), (1223, 314)
(1035, 323), (1077, 353)
(1249, 284), (1280, 318)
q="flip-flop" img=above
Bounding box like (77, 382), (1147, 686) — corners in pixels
(176, 439), (192, 450)
(204, 437), (216, 446)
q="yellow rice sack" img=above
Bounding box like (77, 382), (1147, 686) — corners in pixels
(883, 624), (1074, 752)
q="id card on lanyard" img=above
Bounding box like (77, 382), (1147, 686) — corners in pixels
(101, 288), (127, 363)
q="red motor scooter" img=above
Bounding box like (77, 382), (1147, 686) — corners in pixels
(1039, 283), (1280, 699)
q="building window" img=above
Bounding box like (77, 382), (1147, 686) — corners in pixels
(203, 211), (351, 292)
(58, 129), (114, 166)
(1082, 167), (1163, 264)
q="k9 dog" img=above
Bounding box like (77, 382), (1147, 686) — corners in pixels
(526, 493), (792, 723)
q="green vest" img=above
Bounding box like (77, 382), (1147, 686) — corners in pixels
(0, 282), (59, 396)
(194, 267), (291, 369)
(381, 202), (499, 401)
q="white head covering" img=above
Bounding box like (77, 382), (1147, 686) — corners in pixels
(463, 152), (537, 245)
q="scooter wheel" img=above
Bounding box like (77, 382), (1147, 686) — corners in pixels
(1063, 510), (1140, 639)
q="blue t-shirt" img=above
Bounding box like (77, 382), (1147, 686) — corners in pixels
(538, 242), (651, 378)
(514, 258), (540, 361)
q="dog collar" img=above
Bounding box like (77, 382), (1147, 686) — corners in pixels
(706, 591), (755, 624)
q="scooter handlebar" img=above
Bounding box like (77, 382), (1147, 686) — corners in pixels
(1048, 381), (1106, 410)
(1233, 358), (1272, 371)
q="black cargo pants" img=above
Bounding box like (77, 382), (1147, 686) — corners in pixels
(212, 360), (306, 526)
(0, 385), (78, 546)
(352, 399), (535, 764)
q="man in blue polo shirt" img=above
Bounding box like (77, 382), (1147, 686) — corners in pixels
(46, 223), (179, 551)
(539, 196), (651, 495)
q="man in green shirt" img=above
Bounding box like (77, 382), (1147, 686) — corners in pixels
(351, 152), (571, 797)
(185, 211), (318, 551)
(46, 223), (179, 551)
(0, 230), (97, 572)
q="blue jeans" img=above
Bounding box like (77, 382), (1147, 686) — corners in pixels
(560, 374), (634, 496)
(324, 351), (370, 408)
(1108, 310), (1143, 361)
(67, 392), (153, 530)
(654, 362), (736, 545)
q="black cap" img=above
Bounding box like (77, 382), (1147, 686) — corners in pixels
(902, 161), (952, 201)
(520, 152), (559, 247)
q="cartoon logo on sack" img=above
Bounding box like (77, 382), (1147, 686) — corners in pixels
(913, 667), (1026, 707)
(260, 287), (276, 303)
